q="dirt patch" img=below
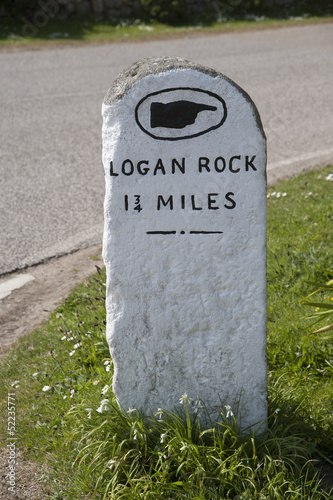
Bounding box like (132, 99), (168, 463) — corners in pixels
(0, 245), (103, 356)
(0, 447), (50, 499)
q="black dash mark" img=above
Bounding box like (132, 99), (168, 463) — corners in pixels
(146, 231), (177, 235)
(190, 231), (223, 234)
(151, 101), (217, 129)
(147, 231), (223, 235)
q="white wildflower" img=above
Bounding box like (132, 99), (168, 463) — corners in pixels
(225, 405), (234, 418)
(156, 408), (164, 419)
(101, 384), (109, 395)
(61, 336), (66, 341)
(73, 343), (82, 349)
(105, 365), (111, 372)
(193, 399), (204, 414)
(179, 393), (188, 404)
(179, 393), (193, 405)
(42, 385), (51, 392)
(138, 24), (154, 31)
(32, 372), (39, 377)
(67, 337), (74, 341)
(96, 399), (109, 413)
(63, 395), (67, 399)
(93, 380), (100, 385)
(282, 193), (287, 197)
(160, 432), (168, 443)
(85, 408), (93, 419)
(325, 173), (333, 181)
(69, 350), (75, 356)
(104, 360), (110, 366)
(276, 192), (281, 198)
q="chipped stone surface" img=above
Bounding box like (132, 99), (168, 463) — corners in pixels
(102, 57), (267, 429)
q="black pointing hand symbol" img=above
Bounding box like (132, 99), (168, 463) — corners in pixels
(150, 100), (217, 129)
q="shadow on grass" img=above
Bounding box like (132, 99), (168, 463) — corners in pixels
(268, 373), (333, 478)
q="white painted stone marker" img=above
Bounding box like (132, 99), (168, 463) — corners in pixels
(102, 57), (267, 429)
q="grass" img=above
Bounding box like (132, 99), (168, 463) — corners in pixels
(1, 13), (333, 49)
(1, 165), (333, 498)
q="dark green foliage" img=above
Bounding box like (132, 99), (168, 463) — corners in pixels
(2, 0), (332, 24)
(213, 0), (333, 18)
(140, 0), (188, 24)
(1, 0), (38, 18)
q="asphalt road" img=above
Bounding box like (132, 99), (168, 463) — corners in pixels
(1, 23), (332, 276)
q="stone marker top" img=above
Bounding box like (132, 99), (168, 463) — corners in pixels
(102, 57), (267, 429)
(104, 57), (264, 136)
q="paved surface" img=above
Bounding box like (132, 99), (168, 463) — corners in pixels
(0, 23), (333, 277)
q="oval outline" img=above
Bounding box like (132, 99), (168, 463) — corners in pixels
(135, 87), (227, 141)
